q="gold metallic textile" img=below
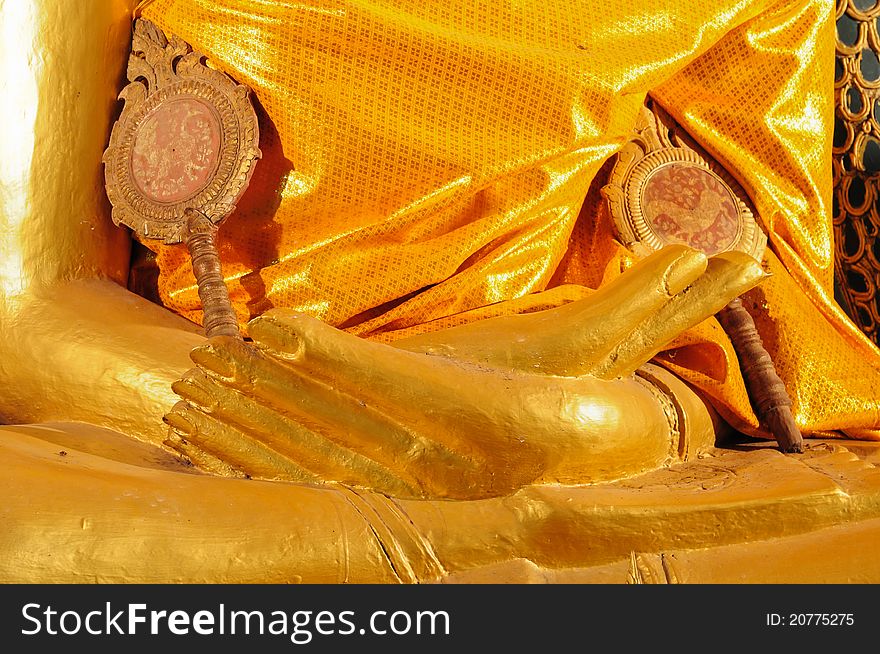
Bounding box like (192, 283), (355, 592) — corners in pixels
(137, 0), (880, 440)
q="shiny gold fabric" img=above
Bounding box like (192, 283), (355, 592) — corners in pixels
(137, 0), (880, 438)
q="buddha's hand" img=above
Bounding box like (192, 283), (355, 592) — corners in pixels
(165, 245), (763, 499)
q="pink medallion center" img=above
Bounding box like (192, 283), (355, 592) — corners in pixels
(642, 163), (740, 256)
(131, 97), (221, 204)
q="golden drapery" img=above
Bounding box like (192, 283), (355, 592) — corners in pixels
(136, 0), (880, 439)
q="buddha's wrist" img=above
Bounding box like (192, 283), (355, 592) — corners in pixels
(634, 362), (720, 462)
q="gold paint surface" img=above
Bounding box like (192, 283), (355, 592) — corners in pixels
(0, 0), (133, 295)
(0, 278), (201, 447)
(0, 428), (400, 583)
(1, 0), (880, 583)
(4, 426), (880, 582)
(442, 516), (880, 583)
(0, 0), (203, 447)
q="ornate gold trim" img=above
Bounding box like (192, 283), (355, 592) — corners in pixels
(102, 19), (261, 244)
(602, 103), (766, 262)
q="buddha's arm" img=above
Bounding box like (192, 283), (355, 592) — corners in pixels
(165, 248), (761, 499)
(0, 0), (203, 448)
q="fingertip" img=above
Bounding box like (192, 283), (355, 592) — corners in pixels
(707, 251), (767, 289)
(171, 369), (218, 409)
(626, 245), (707, 298)
(248, 313), (305, 357)
(190, 340), (238, 377)
(663, 246), (708, 296)
(163, 401), (196, 434)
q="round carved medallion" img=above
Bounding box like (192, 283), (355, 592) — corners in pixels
(603, 108), (766, 263)
(641, 162), (742, 256)
(130, 97), (222, 204)
(103, 19), (261, 244)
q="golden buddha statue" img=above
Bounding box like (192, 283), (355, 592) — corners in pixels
(1, 0), (880, 583)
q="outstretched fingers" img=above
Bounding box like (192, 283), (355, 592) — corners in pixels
(169, 331), (486, 496)
(393, 244), (708, 376)
(591, 251), (766, 380)
(247, 311), (548, 493)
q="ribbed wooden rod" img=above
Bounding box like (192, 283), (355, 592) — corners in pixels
(184, 209), (241, 339)
(717, 297), (803, 453)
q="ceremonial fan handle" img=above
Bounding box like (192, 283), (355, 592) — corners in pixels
(184, 210), (241, 339)
(717, 297), (803, 453)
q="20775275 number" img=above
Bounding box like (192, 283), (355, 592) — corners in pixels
(766, 614), (854, 626)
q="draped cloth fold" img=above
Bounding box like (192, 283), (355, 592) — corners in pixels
(137, 0), (880, 438)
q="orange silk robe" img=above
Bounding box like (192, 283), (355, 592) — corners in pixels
(138, 0), (880, 439)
